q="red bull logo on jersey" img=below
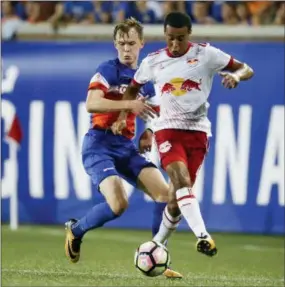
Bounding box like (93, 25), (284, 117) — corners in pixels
(161, 78), (202, 96)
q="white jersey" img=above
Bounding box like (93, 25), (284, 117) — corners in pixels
(133, 42), (233, 136)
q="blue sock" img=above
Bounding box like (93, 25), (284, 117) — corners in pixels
(71, 202), (118, 238)
(152, 202), (167, 241)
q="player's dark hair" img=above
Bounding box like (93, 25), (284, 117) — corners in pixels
(164, 12), (192, 32)
(113, 17), (144, 41)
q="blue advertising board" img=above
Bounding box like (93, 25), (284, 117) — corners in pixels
(1, 41), (284, 234)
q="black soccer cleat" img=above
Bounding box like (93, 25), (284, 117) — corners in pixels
(64, 219), (82, 263)
(196, 235), (218, 257)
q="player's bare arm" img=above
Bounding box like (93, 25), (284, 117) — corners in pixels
(219, 60), (254, 89)
(86, 89), (132, 112)
(138, 129), (153, 153)
(138, 103), (160, 153)
(111, 82), (156, 134)
(86, 88), (153, 115)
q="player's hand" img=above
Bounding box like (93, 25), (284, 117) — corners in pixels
(219, 72), (240, 89)
(111, 119), (127, 135)
(139, 129), (153, 153)
(129, 99), (157, 121)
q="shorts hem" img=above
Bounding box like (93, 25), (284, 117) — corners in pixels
(162, 158), (187, 170)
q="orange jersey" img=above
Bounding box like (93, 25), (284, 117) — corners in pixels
(89, 88), (136, 139)
(88, 58), (155, 139)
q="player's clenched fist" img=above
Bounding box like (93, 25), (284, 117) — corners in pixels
(139, 129), (153, 153)
(219, 72), (240, 89)
(111, 119), (127, 135)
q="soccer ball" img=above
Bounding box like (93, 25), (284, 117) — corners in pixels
(134, 241), (170, 277)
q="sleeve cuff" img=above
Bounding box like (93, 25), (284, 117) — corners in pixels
(88, 82), (108, 93)
(223, 56), (234, 70)
(131, 78), (143, 86)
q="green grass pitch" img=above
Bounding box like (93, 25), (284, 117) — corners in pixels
(2, 225), (284, 286)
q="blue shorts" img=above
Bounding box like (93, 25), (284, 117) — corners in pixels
(81, 128), (156, 191)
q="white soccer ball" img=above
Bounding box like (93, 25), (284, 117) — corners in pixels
(134, 241), (170, 277)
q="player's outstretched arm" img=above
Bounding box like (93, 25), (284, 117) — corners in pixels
(111, 82), (157, 135)
(225, 60), (254, 81)
(86, 89), (132, 113)
(219, 60), (254, 89)
(86, 88), (154, 116)
(116, 81), (142, 119)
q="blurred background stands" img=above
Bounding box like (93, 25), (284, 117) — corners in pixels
(2, 1), (285, 41)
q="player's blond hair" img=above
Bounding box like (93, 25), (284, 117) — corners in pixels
(113, 17), (144, 41)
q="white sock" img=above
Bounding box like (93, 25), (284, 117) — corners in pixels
(176, 187), (211, 239)
(153, 206), (181, 244)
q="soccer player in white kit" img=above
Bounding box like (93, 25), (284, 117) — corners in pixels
(112, 12), (254, 257)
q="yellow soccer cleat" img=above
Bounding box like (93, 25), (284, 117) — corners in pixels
(196, 235), (217, 257)
(163, 268), (183, 279)
(65, 219), (82, 263)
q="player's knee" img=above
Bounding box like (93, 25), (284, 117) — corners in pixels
(152, 183), (170, 202)
(100, 176), (129, 215)
(166, 163), (191, 190)
(153, 193), (168, 203)
(109, 197), (129, 216)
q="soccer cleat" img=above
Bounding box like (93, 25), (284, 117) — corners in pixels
(196, 235), (217, 257)
(163, 268), (183, 279)
(65, 219), (82, 263)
